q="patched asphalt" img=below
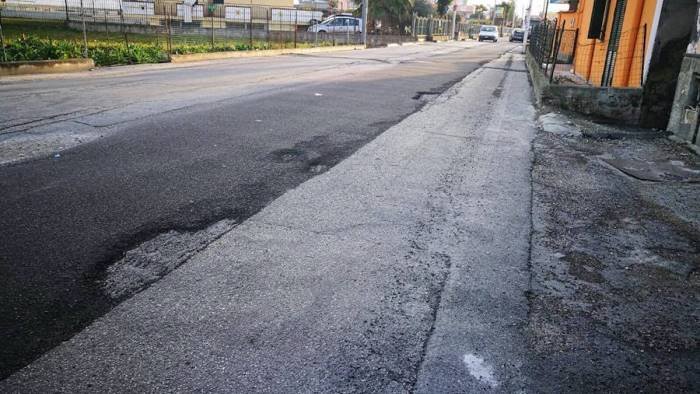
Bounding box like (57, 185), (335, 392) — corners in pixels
(0, 42), (516, 379)
(1, 50), (537, 393)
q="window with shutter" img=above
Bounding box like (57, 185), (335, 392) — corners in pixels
(588, 0), (610, 40)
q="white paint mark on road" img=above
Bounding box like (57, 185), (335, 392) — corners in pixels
(314, 93), (323, 96)
(462, 353), (499, 388)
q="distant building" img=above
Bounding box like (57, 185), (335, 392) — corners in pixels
(455, 1), (474, 19)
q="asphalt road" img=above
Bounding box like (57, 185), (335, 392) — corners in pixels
(0, 42), (516, 379)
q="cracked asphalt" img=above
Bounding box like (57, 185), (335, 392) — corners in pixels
(2, 40), (697, 392)
(0, 42), (517, 381)
(2, 47), (534, 392)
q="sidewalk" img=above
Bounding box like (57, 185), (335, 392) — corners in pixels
(530, 111), (700, 391)
(1, 51), (538, 392)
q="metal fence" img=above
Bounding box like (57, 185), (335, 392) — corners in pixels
(412, 15), (453, 40)
(0, 0), (367, 62)
(0, 0), (522, 66)
(528, 19), (647, 87)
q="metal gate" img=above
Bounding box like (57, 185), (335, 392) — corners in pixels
(601, 0), (627, 86)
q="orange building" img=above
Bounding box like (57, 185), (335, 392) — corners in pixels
(557, 0), (662, 87)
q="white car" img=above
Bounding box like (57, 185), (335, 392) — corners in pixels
(307, 14), (362, 34)
(478, 25), (499, 42)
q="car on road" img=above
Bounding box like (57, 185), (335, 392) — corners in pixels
(478, 25), (499, 42)
(307, 14), (362, 34)
(510, 28), (525, 42)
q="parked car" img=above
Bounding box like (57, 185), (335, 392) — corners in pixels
(478, 25), (499, 42)
(307, 14), (362, 34)
(510, 28), (525, 42)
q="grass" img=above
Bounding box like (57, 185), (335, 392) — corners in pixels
(1, 18), (332, 66)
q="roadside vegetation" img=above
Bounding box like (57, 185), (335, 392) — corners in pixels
(1, 19), (319, 66)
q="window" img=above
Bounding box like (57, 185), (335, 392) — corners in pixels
(588, 0), (610, 40)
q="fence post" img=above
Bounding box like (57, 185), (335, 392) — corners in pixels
(0, 8), (7, 63)
(427, 16), (432, 42)
(266, 8), (270, 49)
(412, 13), (416, 39)
(571, 28), (579, 72)
(294, 11), (297, 48)
(550, 21), (565, 84)
(164, 5), (172, 59)
(80, 0), (88, 58)
(0, 19), (6, 64)
(641, 23), (647, 86)
(64, 0), (70, 22)
(542, 22), (550, 74)
(210, 5), (215, 50)
(249, 6), (253, 48)
(118, 0), (130, 62)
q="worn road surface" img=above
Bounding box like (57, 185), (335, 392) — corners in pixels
(0, 42), (517, 381)
(2, 45), (536, 392)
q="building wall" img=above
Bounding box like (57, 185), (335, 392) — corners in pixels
(559, 0), (657, 87)
(643, 0), (699, 129)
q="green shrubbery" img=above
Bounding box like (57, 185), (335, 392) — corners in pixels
(3, 34), (168, 66)
(4, 35), (82, 61)
(1, 34), (279, 66)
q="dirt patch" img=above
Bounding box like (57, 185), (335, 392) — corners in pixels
(528, 113), (700, 392)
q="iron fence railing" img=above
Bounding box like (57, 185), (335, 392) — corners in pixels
(528, 19), (647, 87)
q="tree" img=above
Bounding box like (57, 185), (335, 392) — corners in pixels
(436, 0), (451, 16)
(413, 0), (434, 17)
(497, 1), (516, 24)
(472, 4), (487, 20)
(354, 0), (415, 33)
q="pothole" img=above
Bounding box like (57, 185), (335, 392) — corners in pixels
(412, 91), (440, 100)
(102, 219), (237, 300)
(270, 148), (307, 163)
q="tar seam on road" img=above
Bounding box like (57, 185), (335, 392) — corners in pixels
(409, 53), (514, 393)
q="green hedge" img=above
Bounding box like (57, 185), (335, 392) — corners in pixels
(1, 35), (273, 66)
(3, 35), (168, 66)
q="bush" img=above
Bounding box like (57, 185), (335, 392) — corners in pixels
(2, 34), (282, 67)
(4, 35), (82, 61)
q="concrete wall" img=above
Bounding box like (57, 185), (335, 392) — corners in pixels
(640, 0), (698, 128)
(665, 0), (700, 151)
(0, 58), (95, 76)
(526, 52), (643, 124)
(667, 55), (700, 152)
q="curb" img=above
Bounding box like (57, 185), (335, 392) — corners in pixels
(0, 58), (95, 77)
(170, 45), (365, 63)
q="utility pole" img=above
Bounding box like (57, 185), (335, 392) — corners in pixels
(361, 0), (368, 47)
(522, 0), (533, 53)
(451, 4), (457, 40)
(492, 0), (496, 25)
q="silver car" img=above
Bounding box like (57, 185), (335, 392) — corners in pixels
(307, 14), (362, 34)
(478, 25), (499, 42)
